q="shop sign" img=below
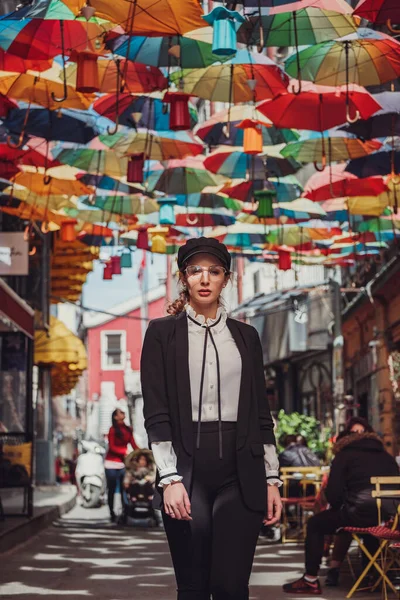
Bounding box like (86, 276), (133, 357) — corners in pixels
(0, 232), (28, 275)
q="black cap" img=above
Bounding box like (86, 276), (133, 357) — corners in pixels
(177, 237), (231, 272)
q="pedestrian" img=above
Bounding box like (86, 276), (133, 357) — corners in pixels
(104, 408), (138, 522)
(283, 422), (399, 595)
(141, 236), (283, 600)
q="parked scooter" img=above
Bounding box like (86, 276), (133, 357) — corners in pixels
(75, 440), (106, 508)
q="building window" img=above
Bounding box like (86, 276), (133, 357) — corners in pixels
(101, 331), (126, 370)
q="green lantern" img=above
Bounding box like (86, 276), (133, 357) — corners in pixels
(159, 196), (177, 225)
(120, 250), (132, 268)
(254, 189), (276, 218)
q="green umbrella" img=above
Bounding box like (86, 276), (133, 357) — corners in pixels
(281, 136), (382, 164)
(146, 158), (221, 195)
(81, 194), (159, 215)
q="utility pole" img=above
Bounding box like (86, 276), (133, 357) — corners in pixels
(330, 278), (345, 434)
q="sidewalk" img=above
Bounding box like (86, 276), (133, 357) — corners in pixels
(0, 485), (77, 553)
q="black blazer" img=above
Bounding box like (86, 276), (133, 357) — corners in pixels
(140, 311), (276, 512)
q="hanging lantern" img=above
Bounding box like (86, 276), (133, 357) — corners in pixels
(60, 218), (78, 242)
(111, 255), (122, 275)
(103, 261), (113, 280)
(151, 234), (167, 254)
(136, 227), (150, 250)
(76, 52), (100, 94)
(158, 196), (177, 225)
(278, 249), (292, 271)
(203, 6), (245, 56)
(127, 153), (145, 183)
(164, 92), (191, 131)
(254, 189), (275, 218)
(120, 250), (132, 268)
(236, 119), (263, 155)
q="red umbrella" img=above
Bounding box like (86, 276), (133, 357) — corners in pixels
(354, 0), (400, 31)
(0, 94), (18, 118)
(303, 164), (388, 201)
(0, 48), (51, 73)
(257, 83), (381, 130)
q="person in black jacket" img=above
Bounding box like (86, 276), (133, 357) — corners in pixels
(141, 237), (283, 600)
(283, 430), (399, 595)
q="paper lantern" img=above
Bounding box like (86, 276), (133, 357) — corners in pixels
(278, 249), (292, 271)
(127, 153), (145, 183)
(236, 119), (263, 155)
(164, 92), (191, 131)
(151, 234), (167, 254)
(120, 250), (132, 268)
(60, 219), (78, 242)
(111, 255), (122, 275)
(254, 189), (275, 218)
(76, 52), (100, 94)
(136, 227), (150, 250)
(203, 6), (245, 56)
(103, 261), (113, 280)
(158, 197), (177, 225)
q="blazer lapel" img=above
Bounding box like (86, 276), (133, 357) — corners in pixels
(175, 312), (193, 455)
(226, 318), (252, 449)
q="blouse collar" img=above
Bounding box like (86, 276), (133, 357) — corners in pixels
(185, 304), (227, 334)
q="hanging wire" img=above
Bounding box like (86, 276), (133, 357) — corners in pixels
(52, 20), (68, 103)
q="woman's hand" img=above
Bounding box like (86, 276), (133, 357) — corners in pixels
(163, 482), (192, 521)
(263, 485), (282, 526)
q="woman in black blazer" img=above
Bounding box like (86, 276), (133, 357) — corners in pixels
(141, 237), (282, 600)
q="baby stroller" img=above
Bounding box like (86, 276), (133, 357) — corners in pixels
(122, 449), (159, 526)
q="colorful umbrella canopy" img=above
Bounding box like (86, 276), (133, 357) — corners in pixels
(281, 135), (381, 163)
(107, 33), (224, 69)
(204, 147), (301, 179)
(76, 173), (143, 195)
(175, 192), (242, 211)
(277, 198), (327, 219)
(0, 48), (51, 72)
(237, 1), (357, 47)
(12, 171), (93, 197)
(92, 94), (197, 130)
(257, 83), (382, 131)
(89, 0), (205, 35)
(303, 164), (388, 201)
(175, 211), (236, 228)
(173, 51), (289, 103)
(285, 29), (400, 87)
(221, 176), (303, 203)
(0, 18), (107, 59)
(101, 130), (204, 160)
(340, 92), (400, 140)
(65, 59), (167, 94)
(81, 194), (159, 215)
(0, 71), (93, 110)
(354, 0), (400, 25)
(53, 148), (128, 178)
(4, 107), (99, 143)
(146, 158), (220, 195)
(194, 104), (298, 147)
(346, 150), (400, 178)
(1, 0), (86, 20)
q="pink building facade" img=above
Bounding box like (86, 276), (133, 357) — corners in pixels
(84, 286), (166, 403)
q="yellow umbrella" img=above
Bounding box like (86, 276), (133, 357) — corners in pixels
(12, 172), (94, 197)
(0, 71), (94, 109)
(4, 186), (77, 211)
(0, 202), (66, 229)
(347, 195), (390, 216)
(34, 315), (87, 368)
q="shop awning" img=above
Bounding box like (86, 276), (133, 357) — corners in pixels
(0, 278), (34, 338)
(34, 315), (87, 370)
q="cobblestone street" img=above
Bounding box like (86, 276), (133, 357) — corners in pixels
(0, 503), (373, 600)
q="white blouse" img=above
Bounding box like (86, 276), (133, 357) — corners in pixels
(151, 304), (281, 487)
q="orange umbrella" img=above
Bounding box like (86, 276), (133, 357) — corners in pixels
(65, 59), (167, 93)
(89, 0), (205, 36)
(11, 172), (94, 197)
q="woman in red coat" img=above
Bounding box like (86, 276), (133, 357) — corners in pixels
(105, 408), (138, 522)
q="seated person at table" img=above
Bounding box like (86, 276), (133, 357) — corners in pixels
(283, 427), (399, 595)
(280, 434), (320, 498)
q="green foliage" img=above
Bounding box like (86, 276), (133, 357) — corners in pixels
(275, 409), (332, 459)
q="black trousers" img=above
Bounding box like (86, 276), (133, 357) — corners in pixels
(163, 422), (264, 600)
(306, 509), (379, 576)
(105, 467), (125, 516)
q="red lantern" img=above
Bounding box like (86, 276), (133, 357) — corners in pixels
(164, 92), (191, 131)
(136, 227), (150, 250)
(76, 52), (100, 94)
(60, 219), (78, 242)
(103, 261), (113, 280)
(111, 255), (122, 275)
(278, 249), (292, 271)
(127, 153), (145, 183)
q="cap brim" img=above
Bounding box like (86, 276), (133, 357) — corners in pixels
(181, 248), (229, 270)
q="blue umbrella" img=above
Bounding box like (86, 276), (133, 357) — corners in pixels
(340, 92), (400, 140)
(4, 108), (99, 143)
(76, 173), (144, 195)
(346, 150), (400, 178)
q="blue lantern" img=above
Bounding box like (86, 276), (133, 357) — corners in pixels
(202, 6), (245, 57)
(158, 196), (177, 225)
